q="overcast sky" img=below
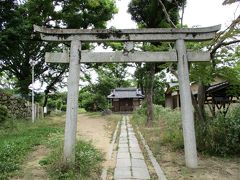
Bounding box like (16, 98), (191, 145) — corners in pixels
(107, 0), (240, 29)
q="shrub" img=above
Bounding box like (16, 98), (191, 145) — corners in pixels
(196, 105), (240, 156)
(47, 100), (57, 110)
(0, 105), (9, 124)
(46, 140), (104, 179)
(56, 100), (63, 110)
(61, 105), (67, 112)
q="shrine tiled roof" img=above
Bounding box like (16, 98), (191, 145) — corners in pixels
(107, 88), (144, 99)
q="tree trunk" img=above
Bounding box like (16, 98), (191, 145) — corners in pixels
(43, 68), (66, 108)
(191, 81), (206, 123)
(145, 63), (155, 127)
(197, 82), (206, 121)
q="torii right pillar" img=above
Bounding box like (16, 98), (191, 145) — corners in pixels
(176, 39), (198, 168)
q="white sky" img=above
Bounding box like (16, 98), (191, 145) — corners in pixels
(107, 0), (240, 29)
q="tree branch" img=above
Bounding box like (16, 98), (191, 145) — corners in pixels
(210, 14), (240, 59)
(222, 0), (240, 5)
(158, 0), (177, 28)
(211, 39), (240, 59)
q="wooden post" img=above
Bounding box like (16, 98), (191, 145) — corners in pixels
(176, 39), (198, 168)
(63, 39), (81, 165)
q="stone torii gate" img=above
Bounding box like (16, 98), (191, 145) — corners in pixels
(34, 24), (220, 168)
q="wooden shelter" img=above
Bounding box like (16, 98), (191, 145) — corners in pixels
(165, 81), (240, 115)
(206, 81), (240, 115)
(108, 88), (144, 112)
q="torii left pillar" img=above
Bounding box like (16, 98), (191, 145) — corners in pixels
(63, 39), (81, 165)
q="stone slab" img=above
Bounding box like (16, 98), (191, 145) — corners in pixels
(129, 139), (138, 143)
(119, 137), (128, 140)
(132, 159), (148, 168)
(131, 152), (144, 159)
(120, 134), (127, 138)
(132, 167), (150, 179)
(114, 167), (132, 179)
(128, 137), (137, 142)
(129, 143), (139, 148)
(119, 140), (128, 144)
(117, 152), (130, 159)
(118, 147), (129, 153)
(116, 158), (131, 168)
(118, 143), (128, 148)
(130, 147), (141, 153)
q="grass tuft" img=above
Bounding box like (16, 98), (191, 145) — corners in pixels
(44, 140), (105, 179)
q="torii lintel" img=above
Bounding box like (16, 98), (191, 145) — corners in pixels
(33, 25), (221, 42)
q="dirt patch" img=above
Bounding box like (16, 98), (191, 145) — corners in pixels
(11, 145), (50, 180)
(76, 114), (117, 169)
(158, 145), (240, 180)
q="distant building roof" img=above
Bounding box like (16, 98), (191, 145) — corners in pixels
(107, 88), (144, 99)
(206, 81), (230, 94)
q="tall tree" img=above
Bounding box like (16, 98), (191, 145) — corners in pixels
(128, 0), (185, 126)
(0, 0), (117, 99)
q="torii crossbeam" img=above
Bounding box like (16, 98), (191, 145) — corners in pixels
(34, 25), (220, 169)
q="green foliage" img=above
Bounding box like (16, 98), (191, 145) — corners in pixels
(132, 105), (183, 149)
(128, 0), (185, 28)
(0, 119), (62, 179)
(0, 105), (9, 124)
(196, 105), (240, 156)
(153, 73), (166, 105)
(61, 0), (117, 28)
(45, 140), (104, 179)
(47, 92), (67, 111)
(0, 0), (117, 97)
(61, 105), (67, 112)
(47, 100), (57, 110)
(79, 87), (110, 111)
(79, 64), (131, 111)
(133, 104), (240, 156)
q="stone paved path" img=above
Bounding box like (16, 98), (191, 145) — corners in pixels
(114, 115), (150, 180)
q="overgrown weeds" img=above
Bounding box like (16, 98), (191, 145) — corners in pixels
(132, 105), (240, 179)
(132, 104), (240, 156)
(132, 105), (183, 150)
(44, 140), (105, 179)
(196, 105), (240, 156)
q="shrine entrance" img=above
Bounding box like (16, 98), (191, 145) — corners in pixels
(34, 24), (220, 168)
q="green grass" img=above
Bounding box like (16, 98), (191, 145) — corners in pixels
(85, 111), (102, 117)
(78, 108), (87, 114)
(44, 140), (105, 180)
(131, 105), (183, 150)
(0, 117), (64, 179)
(0, 112), (114, 179)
